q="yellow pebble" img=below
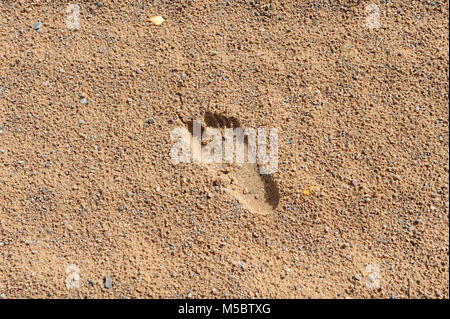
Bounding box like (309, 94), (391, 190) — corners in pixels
(302, 186), (317, 196)
(149, 15), (165, 26)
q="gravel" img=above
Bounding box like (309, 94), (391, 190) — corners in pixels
(104, 275), (112, 289)
(33, 21), (42, 31)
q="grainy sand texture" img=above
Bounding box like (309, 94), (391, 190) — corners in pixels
(0, 0), (448, 298)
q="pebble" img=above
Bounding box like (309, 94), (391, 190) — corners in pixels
(104, 275), (112, 289)
(33, 21), (43, 31)
(80, 98), (88, 105)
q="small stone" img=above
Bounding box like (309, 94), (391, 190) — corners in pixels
(80, 98), (88, 105)
(104, 275), (112, 289)
(354, 274), (361, 281)
(33, 22), (43, 31)
(149, 16), (165, 26)
(97, 2), (103, 7)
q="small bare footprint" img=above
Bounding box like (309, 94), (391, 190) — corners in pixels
(185, 112), (280, 215)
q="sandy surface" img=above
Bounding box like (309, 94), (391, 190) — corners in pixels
(0, 0), (448, 299)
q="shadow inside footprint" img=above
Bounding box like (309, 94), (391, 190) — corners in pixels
(261, 174), (280, 210)
(204, 112), (241, 129)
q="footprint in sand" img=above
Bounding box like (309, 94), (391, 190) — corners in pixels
(183, 112), (280, 215)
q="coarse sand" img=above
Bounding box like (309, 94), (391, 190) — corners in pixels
(0, 0), (448, 298)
